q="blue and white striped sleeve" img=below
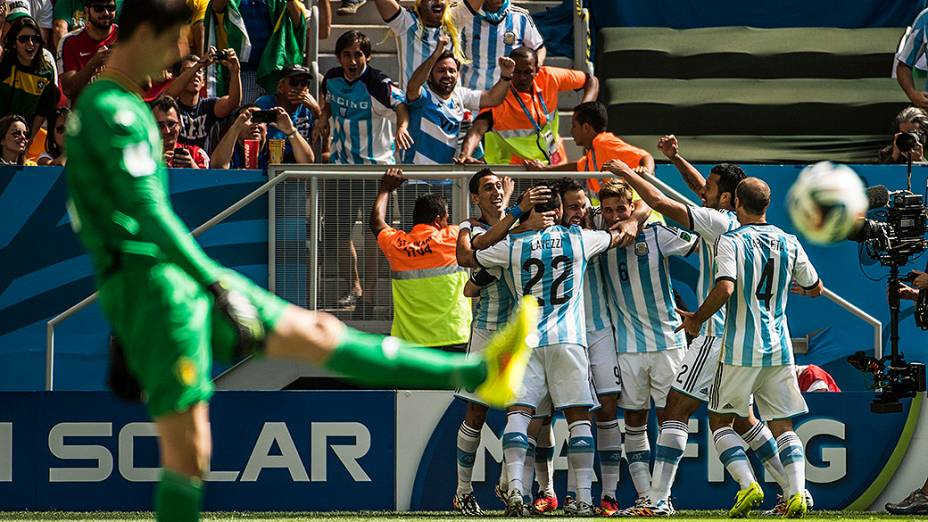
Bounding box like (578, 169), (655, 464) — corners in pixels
(896, 10), (928, 67)
(714, 235), (737, 284)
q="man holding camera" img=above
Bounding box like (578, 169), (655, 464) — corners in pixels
(152, 95), (210, 169)
(255, 64), (320, 163)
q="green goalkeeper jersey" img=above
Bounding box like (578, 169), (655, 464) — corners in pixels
(64, 74), (221, 286)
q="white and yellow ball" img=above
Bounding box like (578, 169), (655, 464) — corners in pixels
(787, 161), (868, 245)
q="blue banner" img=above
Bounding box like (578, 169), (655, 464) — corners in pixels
(0, 167), (268, 391)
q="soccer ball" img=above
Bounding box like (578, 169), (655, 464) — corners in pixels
(787, 162), (868, 245)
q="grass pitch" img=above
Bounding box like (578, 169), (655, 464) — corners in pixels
(0, 512), (926, 521)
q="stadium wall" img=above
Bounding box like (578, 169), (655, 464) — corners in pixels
(0, 390), (923, 511)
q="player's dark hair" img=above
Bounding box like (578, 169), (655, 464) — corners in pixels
(45, 107), (70, 159)
(532, 183), (561, 213)
(573, 102), (608, 134)
(150, 94), (179, 115)
(553, 177), (584, 199)
(0, 114), (29, 165)
(3, 17), (52, 72)
(736, 178), (770, 215)
(119, 0), (192, 41)
(509, 46), (537, 64)
(469, 168), (497, 195)
(413, 193), (449, 225)
(336, 30), (373, 58)
(710, 163), (746, 200)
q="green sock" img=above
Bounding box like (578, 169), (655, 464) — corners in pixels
(155, 470), (203, 522)
(325, 328), (487, 390)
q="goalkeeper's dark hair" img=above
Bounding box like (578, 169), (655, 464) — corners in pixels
(413, 193), (448, 225)
(573, 102), (608, 133)
(531, 183), (561, 213)
(469, 168), (497, 195)
(119, 0), (193, 40)
(711, 163), (746, 201)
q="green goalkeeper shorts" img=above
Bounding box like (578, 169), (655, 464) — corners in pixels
(98, 256), (287, 418)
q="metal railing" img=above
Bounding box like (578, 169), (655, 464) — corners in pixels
(45, 165), (884, 389)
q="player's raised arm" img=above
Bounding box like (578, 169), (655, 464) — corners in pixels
(657, 134), (707, 196)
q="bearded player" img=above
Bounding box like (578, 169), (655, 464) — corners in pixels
(63, 2), (535, 520)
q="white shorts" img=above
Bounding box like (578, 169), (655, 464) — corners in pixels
(514, 343), (595, 412)
(534, 380), (600, 417)
(670, 335), (723, 403)
(617, 348), (685, 411)
(455, 327), (492, 407)
(588, 327), (621, 396)
(709, 363), (809, 420)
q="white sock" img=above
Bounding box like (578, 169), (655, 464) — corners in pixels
(568, 420), (595, 505)
(624, 423), (652, 498)
(742, 422), (789, 494)
(456, 422), (481, 496)
(597, 420), (621, 500)
(567, 453), (577, 499)
(776, 431), (805, 497)
(535, 422), (555, 497)
(502, 411), (532, 497)
(713, 426), (756, 489)
(522, 438), (536, 502)
(649, 420), (688, 501)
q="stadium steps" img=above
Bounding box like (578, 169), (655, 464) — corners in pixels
(597, 26), (904, 79)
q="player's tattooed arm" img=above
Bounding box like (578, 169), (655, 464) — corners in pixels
(657, 134), (706, 196)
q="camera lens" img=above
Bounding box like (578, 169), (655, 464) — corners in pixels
(896, 132), (919, 153)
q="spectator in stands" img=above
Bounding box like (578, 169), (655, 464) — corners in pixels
(369, 0), (468, 88)
(337, 0), (366, 16)
(0, 114), (33, 165)
(57, 0), (118, 101)
(3, 0), (52, 47)
(451, 0), (545, 91)
(315, 30), (409, 164)
(370, 167), (472, 351)
(167, 49), (241, 154)
(52, 0), (122, 51)
(879, 106), (928, 163)
(205, 0), (329, 103)
(211, 103), (313, 169)
(403, 35), (512, 164)
(36, 105), (66, 165)
(526, 101), (654, 196)
(152, 95), (211, 169)
(458, 46), (597, 166)
(255, 63), (319, 163)
(0, 16), (58, 141)
(795, 364), (840, 393)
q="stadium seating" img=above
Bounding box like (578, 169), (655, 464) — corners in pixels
(597, 26), (911, 163)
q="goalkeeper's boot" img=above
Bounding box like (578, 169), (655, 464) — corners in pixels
(729, 482), (764, 518)
(452, 492), (482, 516)
(475, 296), (538, 408)
(784, 492), (808, 518)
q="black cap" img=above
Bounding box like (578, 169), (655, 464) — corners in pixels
(281, 64), (312, 79)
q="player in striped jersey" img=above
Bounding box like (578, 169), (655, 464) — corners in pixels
(596, 180), (696, 508)
(314, 30), (409, 165)
(403, 35), (512, 164)
(371, 0), (468, 88)
(679, 178), (823, 518)
(605, 154), (800, 516)
(474, 185), (630, 516)
(451, 0), (546, 91)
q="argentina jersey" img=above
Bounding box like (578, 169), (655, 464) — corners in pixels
(475, 225), (612, 347)
(584, 254), (612, 332)
(451, 3), (544, 90)
(602, 223), (697, 353)
(321, 66), (401, 165)
(471, 222), (514, 330)
(714, 224), (820, 367)
(386, 9), (448, 88)
(687, 206), (740, 337)
(404, 85), (482, 164)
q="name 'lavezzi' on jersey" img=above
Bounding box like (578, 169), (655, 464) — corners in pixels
(715, 224), (820, 367)
(475, 224), (611, 347)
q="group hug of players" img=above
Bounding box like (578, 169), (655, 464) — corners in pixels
(450, 142), (823, 518)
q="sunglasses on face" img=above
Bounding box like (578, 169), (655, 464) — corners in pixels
(288, 77), (309, 88)
(16, 35), (40, 45)
(90, 4), (117, 13)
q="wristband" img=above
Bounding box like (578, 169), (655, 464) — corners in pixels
(287, 130), (298, 138)
(500, 75), (512, 82)
(459, 220), (472, 232)
(506, 205), (523, 219)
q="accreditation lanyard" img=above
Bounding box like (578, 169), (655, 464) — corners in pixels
(513, 86), (550, 132)
(512, 86), (560, 163)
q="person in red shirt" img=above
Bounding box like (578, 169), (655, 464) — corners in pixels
(795, 364), (841, 393)
(151, 95), (210, 169)
(57, 0), (118, 101)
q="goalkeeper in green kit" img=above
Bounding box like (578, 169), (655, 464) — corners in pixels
(63, 1), (536, 520)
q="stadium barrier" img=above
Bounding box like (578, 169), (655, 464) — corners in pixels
(0, 389), (923, 511)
